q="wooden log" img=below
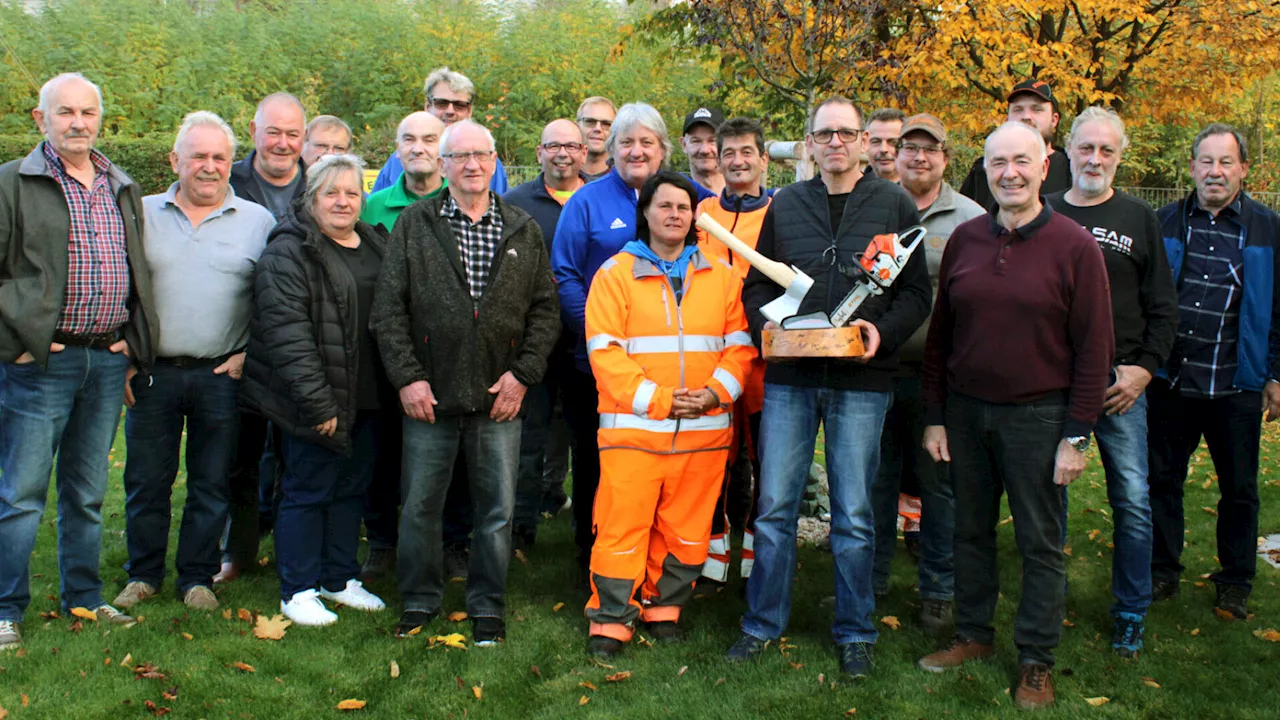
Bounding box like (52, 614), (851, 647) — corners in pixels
(762, 325), (865, 360)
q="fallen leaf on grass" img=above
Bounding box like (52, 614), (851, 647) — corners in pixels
(1087, 529), (1102, 542)
(1190, 628), (1201, 636)
(68, 620), (83, 633)
(181, 632), (193, 641)
(232, 661), (256, 673)
(530, 665), (542, 678)
(1252, 628), (1280, 642)
(578, 696), (590, 706)
(998, 515), (1013, 526)
(390, 661), (400, 678)
(789, 662), (804, 670)
(552, 602), (566, 613)
(336, 699), (366, 711)
(447, 611), (468, 622)
(1063, 619), (1076, 628)
(845, 710), (857, 716)
(104, 657), (111, 666)
(880, 616), (901, 630)
(1083, 696), (1110, 707)
(20, 696), (27, 708)
(429, 633), (468, 650)
(1214, 608), (1237, 622)
(258, 556), (270, 567)
(0, 704), (7, 720)
(39, 611), (60, 620)
(162, 687), (178, 701)
(514, 549), (528, 565)
(1202, 506), (1218, 516)
(120, 653), (132, 666)
(605, 671), (632, 682)
(70, 607), (98, 621)
(714, 677), (726, 686)
(818, 673), (825, 684)
(221, 609), (233, 620)
(472, 686), (482, 700)
(677, 665), (688, 677)
(1141, 677), (1161, 688)
(236, 608), (253, 622)
(579, 681), (598, 691)
(404, 625), (422, 637)
(1194, 582), (1207, 588)
(133, 663), (166, 680)
(252, 614), (292, 640)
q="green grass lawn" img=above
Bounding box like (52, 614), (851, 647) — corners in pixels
(3, 422), (1279, 720)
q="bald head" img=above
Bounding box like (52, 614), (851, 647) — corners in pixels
(984, 121), (1049, 214)
(538, 118), (587, 186)
(984, 122), (1045, 165)
(396, 111), (446, 180)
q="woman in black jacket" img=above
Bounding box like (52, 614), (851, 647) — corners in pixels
(241, 154), (393, 626)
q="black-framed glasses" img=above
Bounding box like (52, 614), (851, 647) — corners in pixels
(578, 117), (613, 129)
(442, 150), (495, 163)
(541, 142), (585, 154)
(429, 97), (472, 112)
(899, 142), (943, 156)
(810, 128), (863, 144)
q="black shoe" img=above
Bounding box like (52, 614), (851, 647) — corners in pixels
(1214, 583), (1250, 619)
(693, 578), (726, 599)
(472, 616), (505, 646)
(513, 526), (536, 555)
(838, 641), (874, 679)
(586, 635), (624, 658)
(444, 544), (470, 581)
(1151, 574), (1180, 601)
(395, 609), (437, 637)
(645, 620), (683, 643)
(725, 632), (768, 663)
(360, 548), (395, 581)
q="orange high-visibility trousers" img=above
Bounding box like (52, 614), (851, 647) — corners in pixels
(586, 446), (729, 641)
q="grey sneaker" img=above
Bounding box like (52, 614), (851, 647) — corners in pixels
(919, 598), (954, 635)
(112, 581), (157, 609)
(93, 604), (136, 626)
(183, 585), (219, 611)
(0, 620), (20, 651)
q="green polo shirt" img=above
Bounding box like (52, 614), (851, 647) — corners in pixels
(362, 175), (447, 231)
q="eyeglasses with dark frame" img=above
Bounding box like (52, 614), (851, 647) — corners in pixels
(899, 142), (944, 156)
(429, 97), (473, 113)
(809, 128), (864, 145)
(541, 141), (586, 154)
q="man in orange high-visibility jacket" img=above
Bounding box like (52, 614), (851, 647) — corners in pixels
(584, 171), (756, 658)
(693, 117), (773, 591)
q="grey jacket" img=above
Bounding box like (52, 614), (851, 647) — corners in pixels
(0, 143), (156, 370)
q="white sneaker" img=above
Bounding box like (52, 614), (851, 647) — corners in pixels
(281, 589), (338, 626)
(319, 579), (386, 612)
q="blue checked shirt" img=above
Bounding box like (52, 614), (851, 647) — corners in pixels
(441, 192), (503, 301)
(1170, 194), (1246, 398)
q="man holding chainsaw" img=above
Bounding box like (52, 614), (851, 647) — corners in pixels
(725, 96), (930, 679)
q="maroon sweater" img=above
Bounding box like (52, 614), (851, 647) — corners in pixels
(923, 204), (1114, 438)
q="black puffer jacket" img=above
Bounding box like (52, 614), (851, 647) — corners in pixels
(240, 200), (387, 453)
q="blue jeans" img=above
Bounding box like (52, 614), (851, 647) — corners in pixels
(871, 375), (955, 599)
(398, 414), (520, 617)
(0, 347), (129, 620)
(743, 383), (889, 646)
(123, 361), (241, 593)
(276, 412), (380, 601)
(1092, 393), (1153, 617)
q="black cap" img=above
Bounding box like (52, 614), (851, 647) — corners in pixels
(1007, 78), (1055, 107)
(682, 107), (725, 134)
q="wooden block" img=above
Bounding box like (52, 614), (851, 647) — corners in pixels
(762, 326), (865, 360)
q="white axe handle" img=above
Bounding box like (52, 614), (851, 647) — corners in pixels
(697, 212), (797, 289)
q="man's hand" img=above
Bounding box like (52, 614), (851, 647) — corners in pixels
(400, 380), (438, 423)
(1054, 438), (1087, 486)
(850, 319), (880, 362)
(923, 424), (950, 462)
(13, 341), (66, 365)
(313, 416), (338, 437)
(1104, 365), (1152, 416)
(1265, 380), (1280, 422)
(124, 365), (138, 408)
(671, 387), (718, 419)
(107, 339), (130, 357)
(488, 371), (527, 422)
(213, 352), (246, 380)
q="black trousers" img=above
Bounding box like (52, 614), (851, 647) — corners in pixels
(560, 365), (601, 567)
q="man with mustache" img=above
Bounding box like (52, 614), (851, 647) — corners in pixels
(959, 78), (1072, 209)
(577, 97), (617, 182)
(113, 112), (276, 614)
(1147, 123), (1280, 621)
(301, 115), (353, 168)
(865, 108), (905, 184)
(1045, 107), (1178, 656)
(0, 73), (156, 651)
(681, 107), (726, 196)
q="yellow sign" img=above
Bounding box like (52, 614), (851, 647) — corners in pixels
(362, 169), (379, 194)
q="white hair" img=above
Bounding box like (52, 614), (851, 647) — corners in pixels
(253, 92), (306, 127)
(984, 121), (1047, 166)
(38, 72), (103, 115)
(423, 66), (475, 100)
(605, 102), (672, 163)
(304, 153), (366, 211)
(1068, 106), (1130, 152)
(439, 119), (496, 156)
(172, 111), (237, 155)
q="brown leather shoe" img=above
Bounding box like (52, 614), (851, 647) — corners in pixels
(213, 561), (241, 584)
(1013, 662), (1054, 710)
(917, 635), (994, 672)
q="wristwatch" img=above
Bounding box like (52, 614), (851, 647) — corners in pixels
(1065, 435), (1090, 453)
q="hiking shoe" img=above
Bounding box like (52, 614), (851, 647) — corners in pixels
(445, 544), (470, 581)
(725, 632), (768, 663)
(359, 548), (395, 581)
(183, 585), (219, 612)
(1013, 662), (1055, 710)
(1214, 583), (1250, 619)
(320, 579), (386, 611)
(645, 621), (683, 643)
(112, 581), (158, 610)
(93, 604), (136, 626)
(472, 616), (505, 647)
(394, 609), (437, 637)
(587, 635), (624, 659)
(281, 589), (338, 627)
(0, 620), (20, 651)
(1111, 612), (1144, 657)
(917, 635), (994, 672)
(1151, 574), (1179, 602)
(838, 641), (874, 679)
(919, 598), (954, 635)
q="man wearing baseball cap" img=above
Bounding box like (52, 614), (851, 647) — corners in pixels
(959, 78), (1072, 209)
(682, 106), (727, 196)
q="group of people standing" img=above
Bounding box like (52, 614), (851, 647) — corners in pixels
(0, 66), (1274, 712)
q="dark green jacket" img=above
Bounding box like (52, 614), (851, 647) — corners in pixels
(371, 191), (560, 417)
(0, 143), (156, 370)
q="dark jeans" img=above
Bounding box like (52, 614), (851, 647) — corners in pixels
(442, 455), (472, 549)
(514, 357), (566, 535)
(276, 412), (380, 601)
(561, 365), (601, 565)
(947, 392), (1066, 666)
(1147, 380), (1260, 589)
(363, 413), (404, 551)
(123, 361), (241, 594)
(872, 375), (955, 600)
(398, 414), (521, 617)
(222, 414), (282, 568)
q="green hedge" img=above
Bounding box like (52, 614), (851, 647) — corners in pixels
(0, 134), (176, 196)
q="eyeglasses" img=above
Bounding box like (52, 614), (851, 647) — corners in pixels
(429, 97), (472, 113)
(899, 142), (943, 156)
(578, 117), (613, 130)
(541, 142), (585, 154)
(809, 128), (863, 144)
(442, 150), (495, 163)
(306, 143), (349, 154)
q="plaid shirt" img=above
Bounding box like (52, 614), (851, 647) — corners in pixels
(1170, 194), (1246, 399)
(441, 192), (503, 301)
(42, 142), (131, 335)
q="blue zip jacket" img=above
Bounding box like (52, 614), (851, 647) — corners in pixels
(1158, 191), (1280, 391)
(372, 150), (508, 195)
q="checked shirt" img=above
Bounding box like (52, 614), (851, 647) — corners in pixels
(440, 191), (503, 301)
